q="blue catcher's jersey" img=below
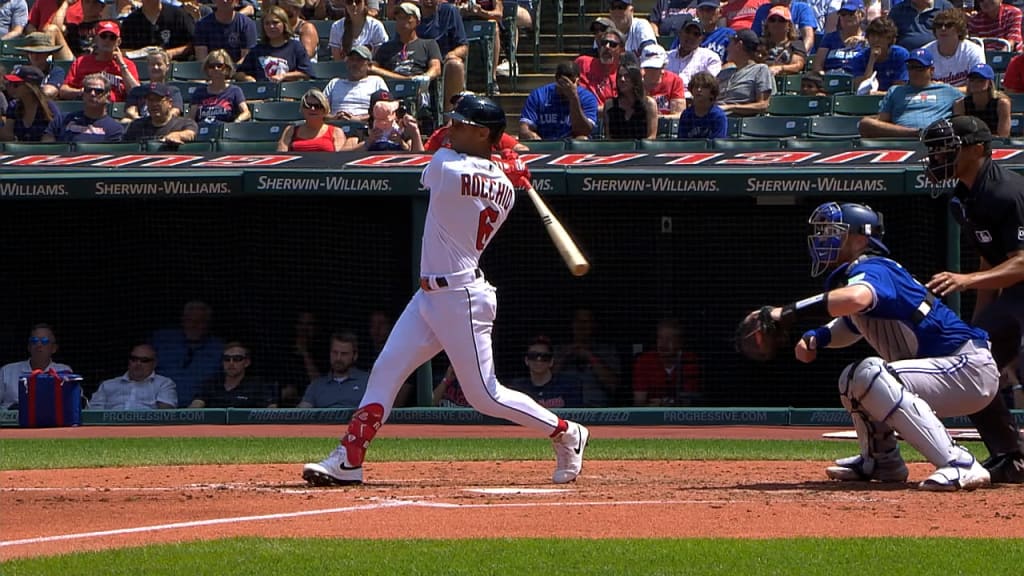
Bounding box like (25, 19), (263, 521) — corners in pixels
(829, 256), (988, 361)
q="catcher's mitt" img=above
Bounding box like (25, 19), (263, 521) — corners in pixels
(735, 306), (789, 361)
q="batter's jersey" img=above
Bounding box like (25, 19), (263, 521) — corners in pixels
(953, 158), (1024, 268)
(830, 256), (988, 361)
(420, 147), (516, 275)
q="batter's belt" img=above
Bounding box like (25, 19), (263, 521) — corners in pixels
(420, 268), (484, 291)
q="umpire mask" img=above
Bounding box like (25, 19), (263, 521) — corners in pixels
(921, 118), (961, 194)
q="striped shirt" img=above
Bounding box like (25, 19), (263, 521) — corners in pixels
(968, 4), (1022, 51)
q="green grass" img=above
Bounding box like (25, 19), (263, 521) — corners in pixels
(4, 537), (1022, 575)
(0, 436), (991, 470)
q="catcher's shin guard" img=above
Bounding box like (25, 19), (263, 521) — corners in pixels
(341, 403), (384, 468)
(841, 357), (960, 467)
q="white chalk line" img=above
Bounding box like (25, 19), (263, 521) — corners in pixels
(0, 496), (728, 548)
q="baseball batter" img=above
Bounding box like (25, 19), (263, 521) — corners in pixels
(764, 202), (997, 490)
(303, 95), (590, 486)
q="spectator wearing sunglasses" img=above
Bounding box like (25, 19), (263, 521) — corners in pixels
(190, 342), (276, 408)
(576, 28), (626, 109)
(632, 318), (701, 407)
(751, 0), (817, 53)
(88, 344), (177, 410)
(43, 73), (125, 142)
(760, 5), (807, 77)
(889, 0), (954, 51)
(190, 50), (251, 124)
(922, 8), (984, 88)
(278, 88), (361, 151)
(194, 0), (259, 64)
(1, 324), (73, 410)
(59, 20), (140, 102)
(509, 337), (583, 409)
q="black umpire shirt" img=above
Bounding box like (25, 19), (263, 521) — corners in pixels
(953, 157), (1024, 269)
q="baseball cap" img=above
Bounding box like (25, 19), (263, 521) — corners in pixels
(17, 32), (62, 54)
(4, 65), (45, 85)
(370, 89), (393, 107)
(839, 0), (864, 12)
(95, 20), (121, 37)
(950, 115), (993, 144)
(141, 83), (173, 98)
(696, 0), (720, 8)
(968, 63), (995, 80)
(677, 14), (704, 35)
(611, 0), (633, 4)
(348, 45), (373, 60)
(590, 16), (614, 32)
(641, 44), (668, 68)
(733, 28), (760, 53)
(767, 5), (792, 20)
(395, 2), (421, 19)
(907, 48), (933, 67)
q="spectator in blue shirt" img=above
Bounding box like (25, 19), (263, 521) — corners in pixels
(236, 6), (312, 82)
(697, 0), (735, 63)
(752, 0), (818, 52)
(415, 0), (468, 110)
(42, 73), (124, 143)
(519, 61), (599, 140)
(858, 48), (962, 136)
(890, 0), (954, 51)
(812, 0), (868, 74)
(0, 66), (61, 142)
(677, 70), (728, 138)
(193, 0), (258, 64)
(150, 300), (225, 408)
(847, 17), (909, 94)
(16, 32), (66, 99)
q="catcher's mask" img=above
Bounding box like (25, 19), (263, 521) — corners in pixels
(808, 202), (889, 277)
(920, 116), (992, 197)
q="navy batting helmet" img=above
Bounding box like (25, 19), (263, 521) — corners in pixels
(446, 95), (506, 138)
(807, 202), (888, 277)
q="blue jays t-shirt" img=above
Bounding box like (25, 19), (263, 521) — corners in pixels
(878, 82), (961, 128)
(702, 27), (735, 63)
(677, 105), (728, 139)
(519, 82), (599, 140)
(752, 1), (819, 36)
(845, 45), (910, 91)
(818, 32), (867, 73)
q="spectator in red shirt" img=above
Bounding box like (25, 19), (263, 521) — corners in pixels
(575, 27), (625, 110)
(59, 20), (139, 102)
(722, 0), (769, 31)
(632, 318), (701, 406)
(640, 43), (686, 115)
(968, 0), (1022, 52)
(425, 90), (526, 151)
(1002, 52), (1024, 93)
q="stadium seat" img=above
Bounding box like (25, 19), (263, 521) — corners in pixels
(221, 121), (289, 141)
(987, 51), (1015, 73)
(144, 140), (215, 153)
(279, 79), (329, 100)
(784, 138), (854, 150)
(1010, 93), (1024, 113)
(856, 138), (922, 149)
(726, 116), (742, 138)
(109, 102), (126, 120)
(465, 20), (497, 94)
(710, 138), (782, 150)
(216, 140), (282, 153)
(54, 100), (85, 115)
(328, 120), (367, 138)
(740, 116), (809, 138)
(73, 142), (142, 153)
(51, 59), (73, 73)
(132, 58), (150, 81)
(832, 94), (883, 116)
(657, 35), (674, 49)
(776, 74), (803, 95)
(252, 101), (304, 122)
(767, 95), (832, 116)
(822, 73), (853, 95)
(169, 81), (203, 100)
(809, 116), (862, 139)
(384, 19), (397, 41)
(524, 140), (567, 151)
(195, 122), (223, 141)
(657, 117), (680, 138)
(636, 139), (709, 151)
(1011, 114), (1024, 136)
(2, 142), (70, 154)
(171, 61), (206, 81)
(238, 82), (281, 101)
(0, 56), (27, 70)
(310, 60), (348, 80)
(0, 37), (30, 56)
(565, 140), (638, 152)
(386, 78), (423, 102)
(310, 19), (334, 40)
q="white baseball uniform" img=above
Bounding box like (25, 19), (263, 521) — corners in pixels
(356, 148), (562, 433)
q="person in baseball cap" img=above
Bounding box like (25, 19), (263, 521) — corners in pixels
(640, 44), (686, 115)
(718, 28), (774, 115)
(60, 19), (140, 102)
(859, 46), (962, 137)
(951, 63), (1010, 137)
(4, 66), (46, 86)
(1, 65), (62, 143)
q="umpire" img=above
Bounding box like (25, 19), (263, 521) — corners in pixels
(922, 115), (1024, 484)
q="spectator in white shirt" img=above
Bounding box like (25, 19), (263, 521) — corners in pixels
(89, 344), (178, 410)
(666, 14), (722, 86)
(608, 0), (658, 56)
(0, 323), (72, 410)
(324, 45), (388, 122)
(924, 8), (985, 88)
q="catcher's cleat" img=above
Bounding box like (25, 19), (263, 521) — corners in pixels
(302, 445), (363, 486)
(552, 422), (589, 484)
(826, 453), (909, 482)
(920, 452), (990, 491)
(982, 451), (1024, 484)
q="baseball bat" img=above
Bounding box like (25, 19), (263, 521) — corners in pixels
(526, 186), (590, 276)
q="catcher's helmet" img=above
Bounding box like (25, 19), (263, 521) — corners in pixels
(921, 116), (993, 188)
(807, 202), (889, 277)
(446, 95), (506, 139)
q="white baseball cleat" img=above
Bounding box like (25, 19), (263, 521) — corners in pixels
(552, 422), (590, 484)
(302, 445), (364, 486)
(919, 452), (991, 492)
(826, 452), (909, 482)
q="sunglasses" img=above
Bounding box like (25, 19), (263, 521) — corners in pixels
(129, 355), (155, 363)
(526, 352), (553, 361)
(222, 354), (248, 363)
(302, 100), (325, 110)
(600, 39), (621, 48)
(29, 337), (52, 345)
(934, 22), (957, 30)
(98, 33), (118, 41)
(84, 87), (109, 95)
(207, 62), (227, 70)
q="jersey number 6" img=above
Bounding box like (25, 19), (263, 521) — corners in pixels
(476, 207), (499, 251)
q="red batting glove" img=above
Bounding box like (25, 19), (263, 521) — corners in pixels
(498, 149), (532, 189)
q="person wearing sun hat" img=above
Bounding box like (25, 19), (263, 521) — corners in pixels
(858, 48), (963, 137)
(761, 4), (807, 77)
(952, 63), (1012, 138)
(0, 65), (61, 143)
(15, 32), (66, 98)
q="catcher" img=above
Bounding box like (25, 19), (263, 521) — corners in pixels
(737, 202), (998, 490)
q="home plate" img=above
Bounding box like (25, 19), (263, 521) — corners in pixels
(463, 488), (573, 495)
(822, 429), (981, 441)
